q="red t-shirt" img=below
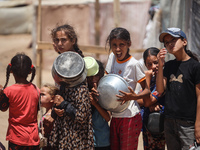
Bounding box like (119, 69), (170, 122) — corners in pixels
(4, 83), (40, 146)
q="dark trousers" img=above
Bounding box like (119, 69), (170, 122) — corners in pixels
(9, 142), (39, 150)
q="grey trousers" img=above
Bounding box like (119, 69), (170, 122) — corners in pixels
(164, 117), (195, 150)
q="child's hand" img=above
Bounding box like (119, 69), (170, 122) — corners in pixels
(0, 85), (4, 95)
(89, 93), (98, 106)
(145, 70), (153, 77)
(90, 83), (99, 106)
(43, 109), (54, 123)
(54, 95), (64, 106)
(157, 48), (167, 67)
(54, 108), (64, 117)
(149, 103), (162, 112)
(53, 43), (60, 54)
(91, 83), (99, 97)
(117, 86), (137, 105)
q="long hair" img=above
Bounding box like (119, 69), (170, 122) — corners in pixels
(51, 24), (84, 57)
(180, 37), (199, 62)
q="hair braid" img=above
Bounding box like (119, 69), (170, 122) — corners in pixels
(3, 65), (11, 89)
(74, 46), (84, 57)
(30, 66), (36, 83)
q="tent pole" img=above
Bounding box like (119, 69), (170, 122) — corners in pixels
(114, 0), (120, 27)
(36, 0), (42, 88)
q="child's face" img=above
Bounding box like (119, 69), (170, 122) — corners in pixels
(40, 87), (54, 109)
(110, 39), (131, 61)
(53, 30), (75, 54)
(87, 74), (101, 88)
(163, 34), (187, 55)
(145, 55), (158, 74)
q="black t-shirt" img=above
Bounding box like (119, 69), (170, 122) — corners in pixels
(163, 58), (200, 121)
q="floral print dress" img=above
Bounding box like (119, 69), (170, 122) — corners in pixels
(49, 80), (94, 149)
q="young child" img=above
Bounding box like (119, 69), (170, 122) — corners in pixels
(40, 84), (59, 150)
(48, 24), (94, 149)
(0, 53), (40, 150)
(51, 24), (84, 57)
(87, 59), (111, 150)
(105, 27), (150, 150)
(142, 47), (165, 149)
(157, 27), (200, 149)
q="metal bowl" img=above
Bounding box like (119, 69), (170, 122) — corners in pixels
(97, 74), (130, 113)
(52, 51), (87, 87)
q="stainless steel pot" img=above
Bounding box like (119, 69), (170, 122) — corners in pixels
(52, 51), (87, 87)
(97, 74), (130, 113)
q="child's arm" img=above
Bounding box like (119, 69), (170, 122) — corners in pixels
(142, 70), (160, 107)
(0, 88), (9, 112)
(156, 48), (167, 94)
(90, 85), (111, 122)
(117, 79), (150, 105)
(53, 95), (77, 120)
(145, 70), (152, 89)
(42, 109), (54, 136)
(195, 83), (200, 144)
(136, 99), (144, 107)
(148, 102), (163, 112)
(138, 79), (151, 100)
(52, 108), (64, 118)
(43, 109), (54, 123)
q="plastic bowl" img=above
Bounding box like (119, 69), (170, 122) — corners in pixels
(83, 57), (99, 76)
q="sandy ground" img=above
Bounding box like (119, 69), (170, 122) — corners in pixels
(0, 34), (144, 149)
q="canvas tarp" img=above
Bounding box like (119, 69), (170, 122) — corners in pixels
(0, 4), (33, 34)
(38, 1), (151, 50)
(190, 0), (200, 56)
(160, 0), (200, 56)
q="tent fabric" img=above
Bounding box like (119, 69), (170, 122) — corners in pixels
(0, 5), (33, 34)
(190, 0), (200, 56)
(160, 0), (200, 57)
(39, 1), (151, 50)
(143, 8), (162, 49)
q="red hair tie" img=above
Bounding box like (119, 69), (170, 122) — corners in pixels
(8, 63), (12, 66)
(31, 65), (34, 68)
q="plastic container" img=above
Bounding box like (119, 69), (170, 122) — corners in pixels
(83, 56), (99, 77)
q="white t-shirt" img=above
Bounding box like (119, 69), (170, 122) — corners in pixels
(105, 52), (145, 118)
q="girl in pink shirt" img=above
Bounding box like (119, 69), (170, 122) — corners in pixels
(0, 53), (40, 150)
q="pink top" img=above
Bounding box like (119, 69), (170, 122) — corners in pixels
(4, 83), (40, 146)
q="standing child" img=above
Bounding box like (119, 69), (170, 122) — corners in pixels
(48, 24), (94, 149)
(40, 84), (59, 150)
(51, 24), (84, 57)
(142, 47), (165, 150)
(157, 27), (200, 149)
(86, 59), (111, 150)
(105, 27), (150, 150)
(0, 53), (40, 150)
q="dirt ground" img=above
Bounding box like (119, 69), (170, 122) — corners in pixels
(0, 34), (144, 149)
